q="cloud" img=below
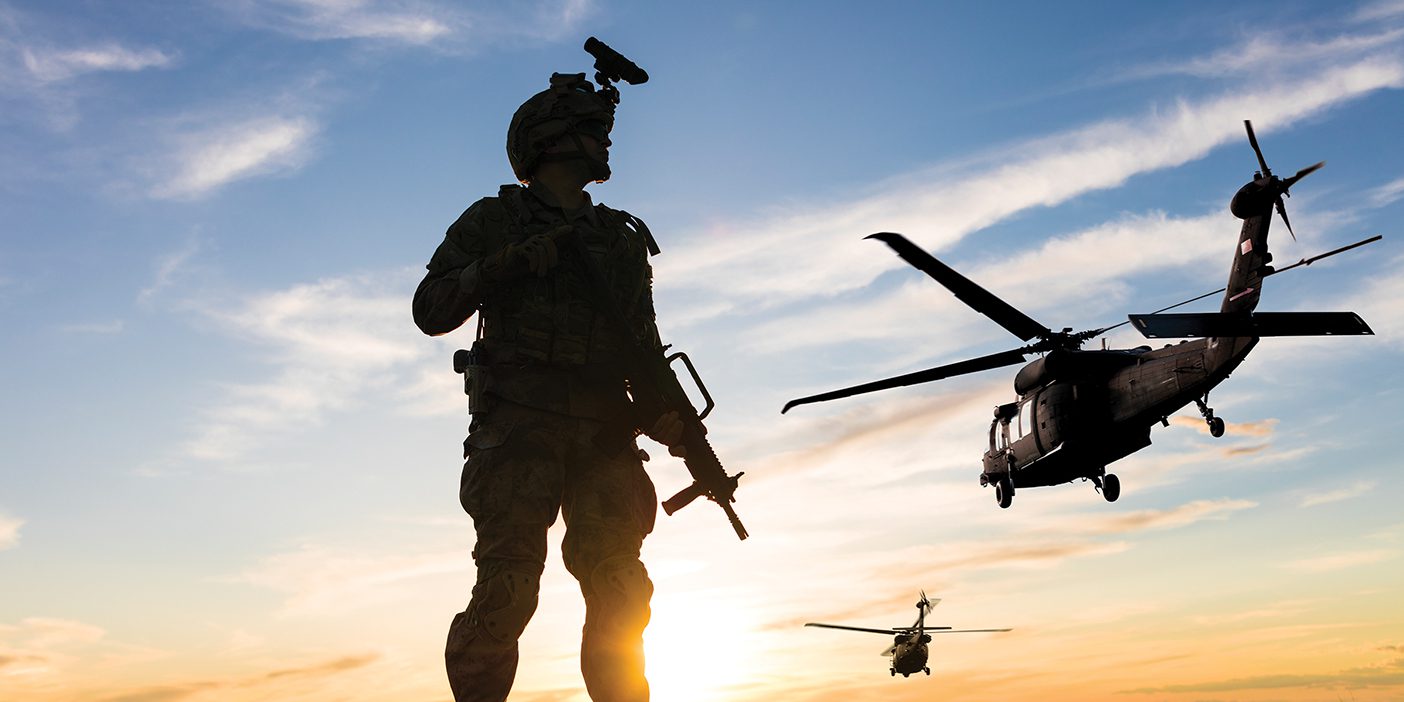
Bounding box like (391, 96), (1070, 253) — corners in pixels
(1367, 175), (1404, 207)
(1299, 480), (1378, 507)
(232, 543), (467, 616)
(90, 654), (379, 702)
(1126, 651), (1404, 693)
(1282, 549), (1397, 572)
(1169, 415), (1281, 438)
(226, 0), (594, 47)
(149, 115), (317, 199)
(1356, 0), (1404, 21)
(655, 57), (1404, 325)
(1125, 27), (1404, 80)
(179, 271), (429, 462)
(20, 44), (174, 83)
(1059, 498), (1258, 535)
(0, 513), (23, 549)
(138, 239), (203, 304)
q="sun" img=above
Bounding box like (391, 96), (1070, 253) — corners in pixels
(644, 588), (761, 702)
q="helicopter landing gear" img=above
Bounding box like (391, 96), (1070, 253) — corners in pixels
(923, 667), (931, 675)
(890, 668), (896, 677)
(1195, 396), (1226, 438)
(1102, 473), (1120, 502)
(1091, 472), (1120, 502)
(995, 476), (1014, 509)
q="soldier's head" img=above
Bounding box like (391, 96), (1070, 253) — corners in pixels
(507, 73), (615, 185)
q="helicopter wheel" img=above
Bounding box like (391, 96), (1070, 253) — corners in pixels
(890, 669), (896, 677)
(1102, 473), (1121, 502)
(924, 667), (931, 675)
(995, 477), (1014, 509)
(1208, 416), (1225, 438)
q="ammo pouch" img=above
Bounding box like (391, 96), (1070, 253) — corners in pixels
(452, 340), (492, 417)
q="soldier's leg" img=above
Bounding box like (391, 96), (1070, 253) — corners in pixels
(446, 405), (566, 702)
(561, 430), (658, 702)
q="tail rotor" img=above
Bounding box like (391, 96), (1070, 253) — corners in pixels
(1243, 120), (1324, 242)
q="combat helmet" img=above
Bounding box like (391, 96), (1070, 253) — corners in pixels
(506, 72), (615, 184)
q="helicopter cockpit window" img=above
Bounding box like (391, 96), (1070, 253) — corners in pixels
(1018, 399), (1033, 437)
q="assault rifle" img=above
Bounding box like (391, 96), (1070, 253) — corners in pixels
(562, 230), (749, 541)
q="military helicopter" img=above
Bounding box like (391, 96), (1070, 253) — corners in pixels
(805, 592), (1011, 677)
(784, 121), (1379, 508)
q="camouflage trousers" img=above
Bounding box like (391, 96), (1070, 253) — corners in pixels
(446, 399), (657, 702)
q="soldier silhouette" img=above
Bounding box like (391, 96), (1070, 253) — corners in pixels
(413, 59), (688, 702)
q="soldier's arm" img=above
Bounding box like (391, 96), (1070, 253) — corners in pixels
(413, 202), (493, 336)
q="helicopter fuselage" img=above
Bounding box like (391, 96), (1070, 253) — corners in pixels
(981, 333), (1258, 489)
(890, 635), (930, 676)
(981, 182), (1274, 496)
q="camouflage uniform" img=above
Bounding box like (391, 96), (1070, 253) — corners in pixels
(414, 179), (662, 702)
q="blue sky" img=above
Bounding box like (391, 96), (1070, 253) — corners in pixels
(2, 2), (1403, 701)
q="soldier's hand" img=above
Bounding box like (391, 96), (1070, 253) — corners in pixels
(483, 227), (571, 282)
(646, 410), (697, 458)
(518, 232), (560, 277)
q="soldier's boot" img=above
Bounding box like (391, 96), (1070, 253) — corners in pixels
(445, 565), (540, 702)
(579, 556), (653, 702)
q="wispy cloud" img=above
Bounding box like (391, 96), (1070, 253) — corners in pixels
(1282, 548), (1397, 572)
(0, 512), (22, 550)
(20, 44), (174, 83)
(1126, 650), (1404, 693)
(232, 543), (466, 616)
(1356, 0), (1404, 21)
(179, 271), (430, 463)
(88, 654), (379, 702)
(1299, 480), (1378, 507)
(1126, 27), (1404, 80)
(226, 0), (594, 47)
(138, 239), (203, 304)
(149, 115), (317, 199)
(655, 57), (1404, 325)
(1368, 175), (1404, 207)
(1061, 498), (1258, 535)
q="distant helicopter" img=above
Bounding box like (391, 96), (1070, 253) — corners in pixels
(805, 592), (1010, 677)
(784, 121), (1379, 508)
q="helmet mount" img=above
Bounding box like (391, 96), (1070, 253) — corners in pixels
(506, 38), (648, 184)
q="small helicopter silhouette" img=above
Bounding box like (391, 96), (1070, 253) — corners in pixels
(805, 592), (1010, 677)
(784, 121), (1379, 508)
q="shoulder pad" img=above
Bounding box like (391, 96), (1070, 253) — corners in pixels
(598, 204), (660, 256)
(495, 184), (533, 226)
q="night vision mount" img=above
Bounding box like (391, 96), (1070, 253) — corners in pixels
(583, 36), (648, 105)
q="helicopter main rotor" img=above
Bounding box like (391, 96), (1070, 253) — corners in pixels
(781, 232), (1105, 414)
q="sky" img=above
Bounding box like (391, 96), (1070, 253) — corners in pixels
(2, 1), (1403, 701)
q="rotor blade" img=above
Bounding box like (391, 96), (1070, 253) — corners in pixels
(805, 623), (903, 636)
(1281, 160), (1324, 191)
(781, 348), (1030, 413)
(867, 232), (1052, 342)
(1275, 196), (1297, 242)
(880, 644), (897, 657)
(927, 628), (1014, 634)
(1245, 120), (1271, 176)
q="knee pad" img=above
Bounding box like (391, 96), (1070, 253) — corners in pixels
(585, 556), (653, 633)
(473, 567), (541, 644)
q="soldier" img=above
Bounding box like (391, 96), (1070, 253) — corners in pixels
(413, 71), (687, 702)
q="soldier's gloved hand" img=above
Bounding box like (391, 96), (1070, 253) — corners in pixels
(482, 225), (571, 282)
(646, 410), (703, 458)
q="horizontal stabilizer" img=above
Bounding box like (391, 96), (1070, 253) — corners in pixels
(1129, 312), (1374, 338)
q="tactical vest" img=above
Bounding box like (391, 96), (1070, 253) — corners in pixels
(473, 185), (660, 417)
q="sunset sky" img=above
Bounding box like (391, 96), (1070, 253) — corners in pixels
(3, 1), (1403, 701)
